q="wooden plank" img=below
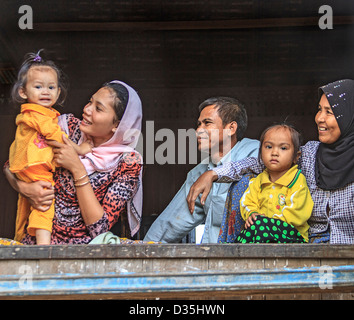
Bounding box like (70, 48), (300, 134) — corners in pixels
(0, 265), (353, 299)
(0, 244), (352, 300)
(1, 244), (353, 260)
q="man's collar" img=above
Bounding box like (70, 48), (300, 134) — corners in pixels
(207, 141), (239, 169)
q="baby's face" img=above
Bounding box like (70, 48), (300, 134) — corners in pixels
(19, 66), (60, 108)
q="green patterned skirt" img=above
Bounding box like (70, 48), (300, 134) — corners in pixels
(235, 217), (306, 243)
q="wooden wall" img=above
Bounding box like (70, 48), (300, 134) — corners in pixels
(0, 1), (354, 239)
(0, 244), (353, 299)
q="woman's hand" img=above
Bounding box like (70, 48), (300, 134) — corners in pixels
(47, 135), (103, 225)
(3, 164), (54, 211)
(47, 135), (85, 176)
(20, 180), (55, 211)
(186, 170), (218, 214)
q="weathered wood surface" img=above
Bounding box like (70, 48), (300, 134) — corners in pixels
(1, 243), (354, 260)
(0, 244), (353, 300)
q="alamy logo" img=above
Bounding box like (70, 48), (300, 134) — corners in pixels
(18, 265), (33, 290)
(318, 5), (333, 30)
(18, 5), (33, 30)
(319, 265), (334, 289)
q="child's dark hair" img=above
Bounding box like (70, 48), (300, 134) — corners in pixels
(11, 49), (68, 107)
(102, 81), (129, 122)
(259, 123), (303, 164)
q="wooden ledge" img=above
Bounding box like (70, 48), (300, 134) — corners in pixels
(1, 243), (353, 260)
(1, 244), (353, 299)
(1, 265), (353, 299)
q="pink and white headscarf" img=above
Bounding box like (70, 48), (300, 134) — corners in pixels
(74, 80), (143, 236)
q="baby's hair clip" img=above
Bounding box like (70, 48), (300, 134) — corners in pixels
(33, 55), (42, 62)
(33, 50), (43, 62)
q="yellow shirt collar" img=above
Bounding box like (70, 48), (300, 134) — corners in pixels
(259, 165), (301, 188)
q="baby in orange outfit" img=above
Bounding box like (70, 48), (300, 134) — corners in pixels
(9, 50), (92, 244)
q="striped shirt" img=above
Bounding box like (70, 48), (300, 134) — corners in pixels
(214, 141), (354, 244)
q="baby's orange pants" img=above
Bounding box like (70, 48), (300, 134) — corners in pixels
(14, 165), (54, 242)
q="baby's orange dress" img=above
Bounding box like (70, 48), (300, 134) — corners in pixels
(9, 103), (66, 241)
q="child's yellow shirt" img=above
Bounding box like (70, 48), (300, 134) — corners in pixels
(9, 103), (67, 173)
(240, 165), (313, 241)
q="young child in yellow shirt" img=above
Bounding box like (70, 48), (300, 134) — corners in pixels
(9, 50), (92, 245)
(236, 124), (313, 243)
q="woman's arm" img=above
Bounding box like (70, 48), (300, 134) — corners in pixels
(49, 135), (142, 233)
(187, 157), (263, 214)
(213, 157), (263, 182)
(48, 135), (104, 225)
(3, 163), (54, 211)
(3, 163), (21, 193)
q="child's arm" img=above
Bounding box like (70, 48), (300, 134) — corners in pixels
(187, 157), (264, 214)
(239, 177), (263, 228)
(66, 139), (93, 156)
(21, 111), (68, 143)
(22, 112), (93, 155)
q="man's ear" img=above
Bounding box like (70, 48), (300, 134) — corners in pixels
(225, 121), (238, 137)
(18, 87), (27, 100)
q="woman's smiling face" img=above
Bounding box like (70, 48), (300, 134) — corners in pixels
(315, 94), (341, 144)
(80, 87), (119, 147)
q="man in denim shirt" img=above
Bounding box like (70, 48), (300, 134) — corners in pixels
(144, 97), (259, 243)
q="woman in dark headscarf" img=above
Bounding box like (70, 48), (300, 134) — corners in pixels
(306, 79), (354, 243)
(189, 79), (354, 244)
(315, 79), (354, 190)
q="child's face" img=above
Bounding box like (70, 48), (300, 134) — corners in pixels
(19, 66), (60, 108)
(261, 127), (297, 180)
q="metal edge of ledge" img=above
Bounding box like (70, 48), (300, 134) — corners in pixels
(0, 265), (353, 298)
(1, 244), (354, 260)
